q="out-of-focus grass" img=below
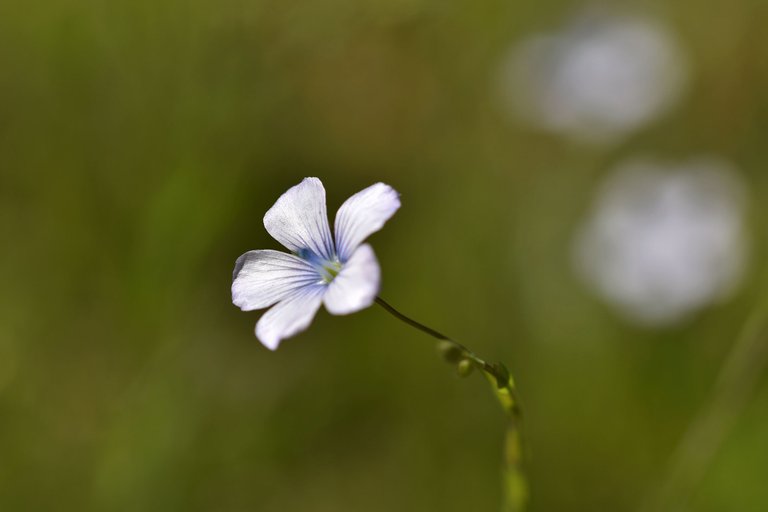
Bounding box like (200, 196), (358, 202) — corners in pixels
(2, 0), (768, 510)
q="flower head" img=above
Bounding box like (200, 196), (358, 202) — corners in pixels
(573, 157), (748, 326)
(232, 178), (401, 349)
(498, 10), (688, 143)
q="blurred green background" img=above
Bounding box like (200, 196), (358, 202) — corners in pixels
(2, 0), (768, 510)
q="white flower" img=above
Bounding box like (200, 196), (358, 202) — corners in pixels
(497, 11), (688, 143)
(232, 178), (401, 349)
(573, 157), (748, 326)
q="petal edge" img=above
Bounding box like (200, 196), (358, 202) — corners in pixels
(334, 183), (400, 262)
(264, 178), (335, 260)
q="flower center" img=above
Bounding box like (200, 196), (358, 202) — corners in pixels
(319, 260), (342, 284)
(297, 249), (342, 284)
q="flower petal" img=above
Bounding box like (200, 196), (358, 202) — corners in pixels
(263, 177), (335, 260)
(232, 250), (321, 311)
(256, 284), (326, 350)
(323, 244), (380, 315)
(334, 183), (400, 262)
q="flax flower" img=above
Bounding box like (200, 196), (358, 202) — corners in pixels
(232, 178), (400, 349)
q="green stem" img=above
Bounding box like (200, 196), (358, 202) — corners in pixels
(375, 296), (528, 512)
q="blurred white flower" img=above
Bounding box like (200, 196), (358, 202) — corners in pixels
(498, 11), (689, 143)
(574, 157), (749, 326)
(232, 178), (400, 349)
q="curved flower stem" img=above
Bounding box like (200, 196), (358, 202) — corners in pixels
(375, 296), (527, 512)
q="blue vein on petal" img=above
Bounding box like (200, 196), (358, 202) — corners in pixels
(296, 248), (342, 284)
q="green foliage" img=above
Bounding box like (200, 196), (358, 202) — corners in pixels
(2, 0), (768, 511)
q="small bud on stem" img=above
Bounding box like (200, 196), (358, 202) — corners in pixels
(457, 359), (474, 377)
(438, 340), (465, 363)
